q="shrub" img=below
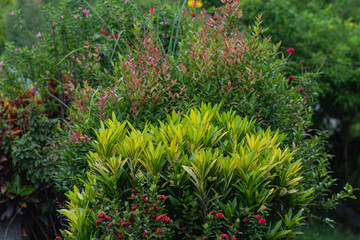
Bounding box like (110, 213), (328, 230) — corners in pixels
(0, 87), (59, 239)
(1, 0), (356, 238)
(57, 0), (355, 221)
(59, 103), (314, 239)
(0, 0), (161, 236)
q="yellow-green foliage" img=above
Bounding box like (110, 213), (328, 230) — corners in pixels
(61, 103), (314, 239)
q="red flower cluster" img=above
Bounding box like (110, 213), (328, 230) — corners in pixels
(157, 195), (167, 201)
(220, 233), (228, 239)
(209, 210), (224, 218)
(97, 212), (111, 224)
(156, 214), (171, 222)
(120, 219), (126, 226)
(287, 48), (295, 54)
(258, 218), (266, 224)
(220, 235), (237, 240)
(245, 214), (267, 224)
(101, 29), (109, 35)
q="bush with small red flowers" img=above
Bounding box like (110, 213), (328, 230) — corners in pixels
(73, 174), (175, 239)
(48, 3), (355, 236)
(202, 202), (269, 240)
(56, 2), (355, 229)
(60, 103), (315, 239)
(3, 0), (356, 239)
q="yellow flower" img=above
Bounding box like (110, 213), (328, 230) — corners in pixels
(329, 25), (333, 29)
(350, 22), (354, 27)
(187, 0), (203, 8)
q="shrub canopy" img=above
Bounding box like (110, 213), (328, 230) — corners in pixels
(60, 103), (313, 239)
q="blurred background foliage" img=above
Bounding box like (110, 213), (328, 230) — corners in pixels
(0, 0), (16, 54)
(232, 0), (360, 206)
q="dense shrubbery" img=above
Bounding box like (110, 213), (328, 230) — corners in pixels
(60, 104), (313, 239)
(0, 0), (357, 238)
(53, 0), (355, 219)
(233, 0), (360, 191)
(0, 0), (146, 237)
(0, 87), (59, 238)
